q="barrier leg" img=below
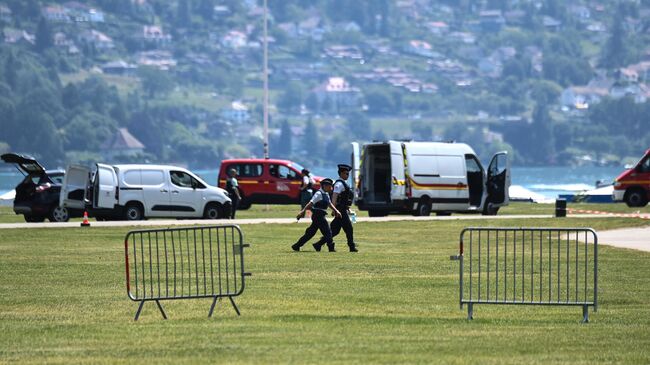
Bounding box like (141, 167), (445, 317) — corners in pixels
(155, 300), (168, 320)
(229, 296), (241, 316)
(467, 303), (474, 320)
(208, 297), (219, 318)
(134, 301), (145, 321)
(582, 305), (589, 323)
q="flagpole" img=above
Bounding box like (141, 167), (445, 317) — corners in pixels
(263, 0), (269, 159)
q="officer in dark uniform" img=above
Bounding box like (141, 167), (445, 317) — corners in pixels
(313, 164), (358, 252)
(291, 178), (341, 252)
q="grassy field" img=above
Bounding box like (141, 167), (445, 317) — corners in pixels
(1, 216), (649, 364)
(1, 201), (649, 224)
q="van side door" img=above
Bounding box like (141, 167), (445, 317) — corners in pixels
(484, 151), (510, 209)
(169, 169), (203, 217)
(94, 163), (118, 209)
(137, 169), (169, 217)
(60, 165), (90, 210)
(390, 142), (406, 201)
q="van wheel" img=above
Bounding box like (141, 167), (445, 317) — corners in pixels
(49, 206), (70, 222)
(124, 203), (144, 221)
(625, 188), (648, 207)
(203, 203), (225, 219)
(415, 198), (431, 216)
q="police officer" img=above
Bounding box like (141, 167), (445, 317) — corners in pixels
(299, 168), (313, 209)
(291, 178), (341, 252)
(225, 168), (241, 219)
(313, 164), (358, 252)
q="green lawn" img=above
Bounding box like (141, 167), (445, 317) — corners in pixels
(1, 217), (649, 364)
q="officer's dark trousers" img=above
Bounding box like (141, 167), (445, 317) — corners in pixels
(295, 210), (333, 248)
(230, 195), (239, 219)
(315, 207), (354, 249)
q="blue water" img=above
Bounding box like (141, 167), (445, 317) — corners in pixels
(0, 165), (623, 200)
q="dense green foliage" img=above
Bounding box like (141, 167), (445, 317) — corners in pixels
(0, 0), (648, 168)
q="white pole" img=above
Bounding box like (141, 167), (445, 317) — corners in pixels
(263, 0), (269, 159)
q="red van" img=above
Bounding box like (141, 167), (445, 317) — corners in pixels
(613, 148), (650, 207)
(218, 159), (322, 209)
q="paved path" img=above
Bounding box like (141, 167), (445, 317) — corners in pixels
(1, 214), (647, 252)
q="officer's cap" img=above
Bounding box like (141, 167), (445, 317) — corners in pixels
(337, 164), (352, 172)
(320, 178), (334, 186)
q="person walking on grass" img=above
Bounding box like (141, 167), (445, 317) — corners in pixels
(299, 168), (314, 210)
(225, 168), (241, 219)
(291, 178), (341, 252)
(313, 164), (358, 252)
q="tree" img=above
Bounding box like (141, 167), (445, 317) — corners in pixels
(346, 111), (371, 139)
(601, 5), (627, 68)
(177, 0), (191, 27)
(276, 119), (292, 157)
(529, 101), (555, 164)
(35, 17), (53, 53)
(138, 67), (174, 98)
(277, 82), (303, 113)
(365, 89), (394, 115)
(302, 117), (320, 157)
(62, 111), (117, 151)
(4, 51), (18, 90)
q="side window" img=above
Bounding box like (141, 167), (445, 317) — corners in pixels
(141, 170), (164, 186)
(270, 164), (299, 180)
(639, 157), (650, 173)
(170, 171), (194, 188)
(231, 164), (263, 177)
(465, 156), (483, 174)
(123, 170), (141, 185)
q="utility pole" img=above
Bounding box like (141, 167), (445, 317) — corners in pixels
(263, 0), (269, 159)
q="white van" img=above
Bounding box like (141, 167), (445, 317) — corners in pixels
(351, 141), (510, 216)
(60, 164), (232, 220)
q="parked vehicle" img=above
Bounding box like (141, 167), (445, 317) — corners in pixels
(1, 153), (82, 222)
(351, 141), (510, 216)
(218, 159), (322, 209)
(61, 164), (231, 220)
(613, 148), (650, 207)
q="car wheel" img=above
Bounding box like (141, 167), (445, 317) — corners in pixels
(415, 198), (431, 216)
(49, 206), (70, 222)
(24, 215), (45, 223)
(203, 203), (225, 219)
(625, 188), (648, 207)
(124, 203), (144, 221)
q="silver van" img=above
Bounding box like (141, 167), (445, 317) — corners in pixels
(61, 164), (231, 220)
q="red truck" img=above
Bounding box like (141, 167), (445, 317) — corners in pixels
(218, 159), (322, 209)
(613, 148), (650, 207)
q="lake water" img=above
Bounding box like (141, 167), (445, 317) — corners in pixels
(0, 165), (623, 200)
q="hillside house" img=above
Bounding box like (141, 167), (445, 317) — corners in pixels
(220, 101), (251, 123)
(324, 45), (363, 60)
(3, 29), (35, 45)
(221, 30), (247, 49)
(41, 6), (70, 22)
(101, 60), (137, 76)
(405, 40), (435, 58)
(101, 128), (145, 160)
(64, 2), (104, 22)
(561, 86), (609, 109)
(0, 5), (12, 21)
(426, 21), (449, 35)
(143, 25), (172, 45)
(311, 77), (362, 114)
(79, 30), (114, 50)
(137, 50), (176, 70)
(479, 10), (505, 32)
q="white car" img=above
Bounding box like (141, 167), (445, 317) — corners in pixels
(61, 164), (232, 220)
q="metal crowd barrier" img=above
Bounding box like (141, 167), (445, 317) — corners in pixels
(124, 225), (251, 320)
(451, 227), (597, 322)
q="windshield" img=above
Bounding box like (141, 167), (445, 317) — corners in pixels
(289, 162), (305, 172)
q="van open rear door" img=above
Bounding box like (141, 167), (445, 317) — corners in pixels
(94, 163), (118, 209)
(390, 141), (406, 201)
(351, 142), (360, 202)
(60, 165), (90, 210)
(485, 151), (510, 212)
